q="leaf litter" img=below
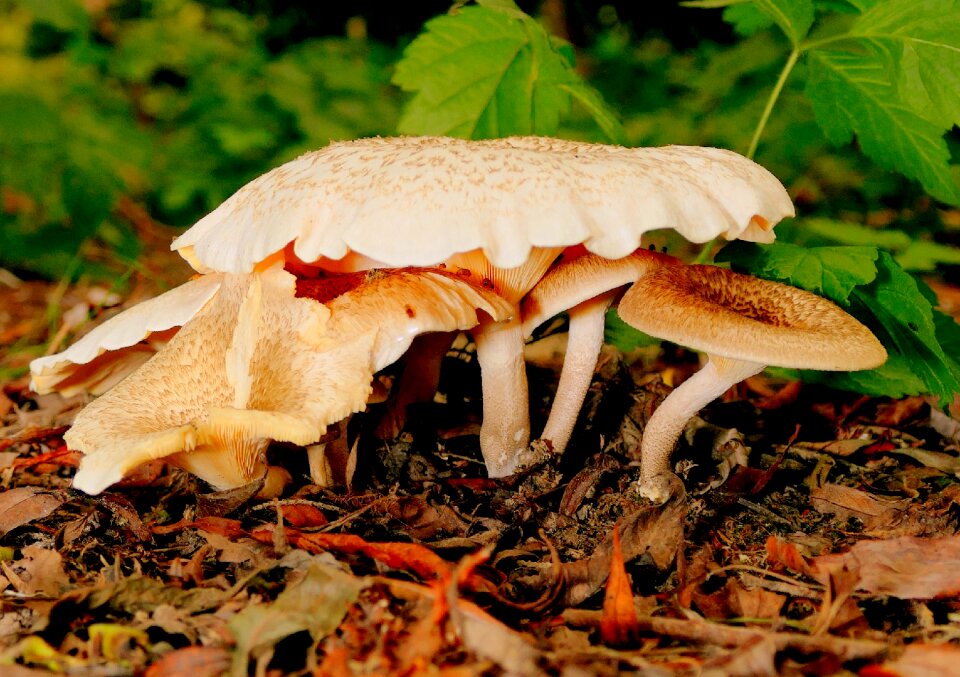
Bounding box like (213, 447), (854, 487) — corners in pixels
(2, 265), (960, 675)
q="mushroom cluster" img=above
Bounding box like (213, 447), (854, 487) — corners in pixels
(30, 135), (885, 499)
(523, 251), (887, 501)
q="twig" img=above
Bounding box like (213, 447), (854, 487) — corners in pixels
(561, 610), (887, 660)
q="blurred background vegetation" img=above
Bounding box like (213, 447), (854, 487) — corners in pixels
(3, 0), (960, 399)
(3, 0), (958, 281)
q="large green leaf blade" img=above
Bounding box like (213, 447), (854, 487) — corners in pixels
(720, 243), (960, 404)
(392, 5), (623, 140)
(852, 0), (960, 128)
(805, 49), (960, 204)
(717, 241), (879, 301)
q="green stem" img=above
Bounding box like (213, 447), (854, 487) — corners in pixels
(695, 46), (802, 265)
(746, 46), (801, 160)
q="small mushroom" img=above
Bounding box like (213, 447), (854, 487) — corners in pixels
(616, 264), (887, 502)
(33, 264), (511, 494)
(170, 136), (794, 477)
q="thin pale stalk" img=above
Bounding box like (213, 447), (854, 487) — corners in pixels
(638, 356), (764, 502)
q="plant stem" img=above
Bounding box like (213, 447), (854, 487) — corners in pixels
(746, 46), (801, 160)
(695, 46), (802, 265)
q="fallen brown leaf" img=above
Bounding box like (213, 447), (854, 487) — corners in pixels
(862, 643), (960, 677)
(0, 487), (64, 536)
(809, 482), (908, 531)
(2, 544), (69, 597)
(278, 503), (328, 528)
(561, 478), (686, 606)
(812, 535), (960, 599)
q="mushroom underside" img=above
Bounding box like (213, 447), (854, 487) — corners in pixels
(53, 264), (512, 494)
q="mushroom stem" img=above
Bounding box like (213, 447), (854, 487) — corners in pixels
(540, 292), (615, 455)
(307, 418), (350, 486)
(473, 315), (530, 477)
(638, 355), (764, 503)
(376, 331), (453, 440)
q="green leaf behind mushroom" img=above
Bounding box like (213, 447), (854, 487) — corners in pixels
(718, 241), (960, 404)
(391, 1), (624, 142)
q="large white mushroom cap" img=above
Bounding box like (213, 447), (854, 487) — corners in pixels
(171, 136), (795, 274)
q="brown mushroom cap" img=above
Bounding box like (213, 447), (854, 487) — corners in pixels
(171, 136), (794, 275)
(617, 265), (887, 371)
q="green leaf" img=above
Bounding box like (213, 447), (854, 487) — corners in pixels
(802, 218), (912, 250)
(392, 4), (624, 140)
(845, 254), (960, 403)
(851, 0), (960, 129)
(797, 218), (960, 271)
(716, 241), (878, 301)
(805, 49), (960, 204)
(895, 240), (960, 272)
(723, 4), (776, 36)
(604, 309), (659, 352)
(752, 0), (815, 44)
(720, 243), (960, 403)
(800, 0), (960, 203)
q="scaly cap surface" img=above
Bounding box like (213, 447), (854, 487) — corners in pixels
(172, 136), (795, 274)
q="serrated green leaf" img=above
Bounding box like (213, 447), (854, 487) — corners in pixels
(752, 0), (815, 43)
(723, 4), (776, 36)
(799, 348), (927, 398)
(392, 5), (623, 140)
(716, 241), (878, 301)
(846, 254), (960, 403)
(805, 49), (960, 204)
(933, 309), (960, 385)
(560, 82), (627, 144)
(850, 0), (960, 129)
(725, 244), (960, 403)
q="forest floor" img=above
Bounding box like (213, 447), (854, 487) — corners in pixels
(2, 238), (960, 677)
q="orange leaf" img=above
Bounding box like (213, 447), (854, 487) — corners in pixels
(600, 526), (639, 646)
(766, 536), (813, 576)
(191, 516), (246, 539)
(279, 503), (328, 528)
(144, 646), (229, 677)
(263, 527), (453, 581)
(12, 447), (79, 469)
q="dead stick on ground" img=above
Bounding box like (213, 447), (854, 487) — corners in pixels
(561, 610), (887, 661)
